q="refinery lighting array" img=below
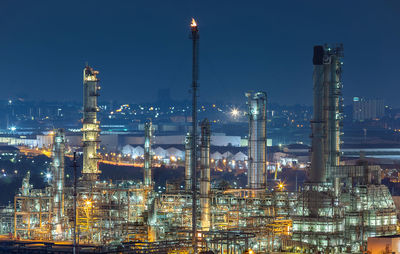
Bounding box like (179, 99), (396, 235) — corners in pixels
(0, 19), (398, 254)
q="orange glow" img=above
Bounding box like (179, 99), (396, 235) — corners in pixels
(277, 181), (285, 191)
(191, 18), (197, 27)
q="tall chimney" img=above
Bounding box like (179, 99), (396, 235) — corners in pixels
(309, 46), (326, 183)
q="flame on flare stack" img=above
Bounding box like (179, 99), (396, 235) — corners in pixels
(191, 18), (197, 28)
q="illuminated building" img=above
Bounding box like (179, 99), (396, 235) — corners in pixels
(353, 97), (385, 121)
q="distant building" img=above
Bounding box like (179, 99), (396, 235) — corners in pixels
(353, 97), (384, 121)
(0, 145), (19, 158)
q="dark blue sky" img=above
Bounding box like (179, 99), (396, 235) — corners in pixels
(0, 0), (399, 106)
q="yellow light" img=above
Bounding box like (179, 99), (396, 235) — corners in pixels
(191, 18), (197, 27)
(277, 181), (285, 191)
(85, 200), (92, 206)
(248, 249), (255, 254)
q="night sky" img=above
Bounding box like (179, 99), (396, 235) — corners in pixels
(0, 0), (399, 106)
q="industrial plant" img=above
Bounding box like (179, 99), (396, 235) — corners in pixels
(0, 19), (397, 254)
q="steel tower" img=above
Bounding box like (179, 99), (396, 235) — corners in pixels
(292, 46), (345, 251)
(184, 132), (192, 191)
(246, 92), (267, 189)
(82, 65), (101, 180)
(322, 44), (344, 181)
(190, 17), (199, 252)
(309, 46), (326, 183)
(144, 120), (153, 187)
(200, 119), (211, 231)
(51, 128), (66, 237)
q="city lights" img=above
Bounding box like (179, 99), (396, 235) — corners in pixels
(230, 108), (240, 118)
(277, 181), (285, 191)
(0, 5), (397, 254)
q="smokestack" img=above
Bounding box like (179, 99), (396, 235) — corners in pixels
(185, 132), (192, 191)
(309, 46), (326, 183)
(82, 65), (101, 180)
(144, 120), (153, 187)
(200, 119), (211, 231)
(190, 17), (199, 251)
(246, 92), (267, 189)
(309, 44), (344, 183)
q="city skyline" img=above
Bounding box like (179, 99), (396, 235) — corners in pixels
(0, 1), (399, 106)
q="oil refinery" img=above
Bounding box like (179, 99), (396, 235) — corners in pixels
(0, 19), (398, 254)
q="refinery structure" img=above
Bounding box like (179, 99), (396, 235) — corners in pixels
(0, 19), (398, 254)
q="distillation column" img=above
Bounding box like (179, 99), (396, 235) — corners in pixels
(51, 129), (66, 237)
(322, 44), (344, 181)
(200, 119), (211, 231)
(292, 46), (345, 251)
(246, 92), (267, 189)
(144, 120), (153, 187)
(82, 65), (101, 180)
(185, 132), (192, 191)
(309, 46), (326, 183)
